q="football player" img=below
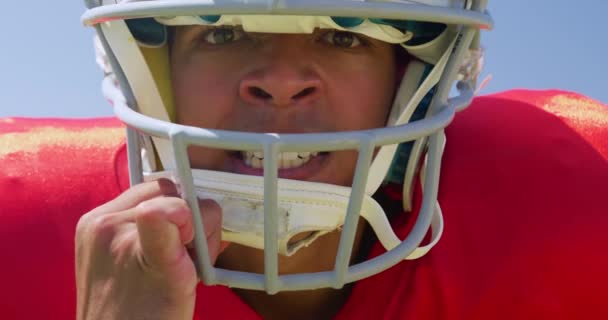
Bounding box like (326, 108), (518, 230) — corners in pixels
(1, 0), (607, 319)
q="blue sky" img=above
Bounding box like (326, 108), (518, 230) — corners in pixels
(1, 1), (607, 118)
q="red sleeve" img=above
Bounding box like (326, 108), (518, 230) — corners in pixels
(0, 117), (128, 319)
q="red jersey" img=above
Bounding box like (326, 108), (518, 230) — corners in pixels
(1, 90), (607, 319)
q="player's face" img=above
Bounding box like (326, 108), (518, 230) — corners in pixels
(170, 26), (397, 186)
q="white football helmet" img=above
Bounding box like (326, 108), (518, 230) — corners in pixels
(82, 0), (492, 293)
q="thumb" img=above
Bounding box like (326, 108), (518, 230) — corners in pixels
(135, 197), (194, 273)
(197, 199), (229, 265)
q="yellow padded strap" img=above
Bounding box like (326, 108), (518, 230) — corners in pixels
(140, 46), (176, 122)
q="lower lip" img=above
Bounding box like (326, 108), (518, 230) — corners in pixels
(229, 153), (329, 180)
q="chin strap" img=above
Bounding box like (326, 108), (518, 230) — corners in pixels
(365, 34), (456, 198)
(101, 20), (177, 170)
(144, 169), (443, 258)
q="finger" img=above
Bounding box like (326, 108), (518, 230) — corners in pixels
(93, 178), (179, 215)
(198, 199), (222, 239)
(197, 199), (226, 264)
(135, 197), (193, 272)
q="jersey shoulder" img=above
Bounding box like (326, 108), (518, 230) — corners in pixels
(442, 89), (607, 212)
(451, 89), (607, 157)
(337, 90), (608, 320)
(0, 117), (128, 319)
(0, 117), (129, 212)
(437, 89), (608, 318)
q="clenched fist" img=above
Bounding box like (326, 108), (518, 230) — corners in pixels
(75, 179), (227, 320)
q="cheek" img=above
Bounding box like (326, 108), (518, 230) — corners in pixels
(320, 52), (395, 185)
(323, 55), (396, 131)
(171, 57), (240, 128)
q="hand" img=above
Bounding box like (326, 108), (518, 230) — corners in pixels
(75, 179), (226, 320)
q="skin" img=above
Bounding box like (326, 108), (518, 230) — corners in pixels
(76, 25), (398, 320)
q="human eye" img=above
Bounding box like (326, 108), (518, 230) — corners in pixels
(321, 30), (364, 48)
(202, 26), (245, 45)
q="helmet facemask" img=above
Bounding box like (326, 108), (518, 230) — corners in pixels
(84, 0), (492, 293)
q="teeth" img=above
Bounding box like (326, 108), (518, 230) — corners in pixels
(241, 151), (321, 169)
(252, 157), (262, 168)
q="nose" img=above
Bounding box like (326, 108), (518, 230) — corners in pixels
(239, 38), (322, 108)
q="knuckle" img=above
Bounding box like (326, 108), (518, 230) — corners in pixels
(76, 210), (103, 238)
(155, 178), (178, 196)
(135, 201), (164, 221)
(87, 214), (119, 243)
(108, 229), (138, 259)
(199, 198), (221, 213)
(173, 197), (190, 211)
(123, 178), (177, 200)
(135, 197), (185, 221)
(75, 212), (93, 236)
